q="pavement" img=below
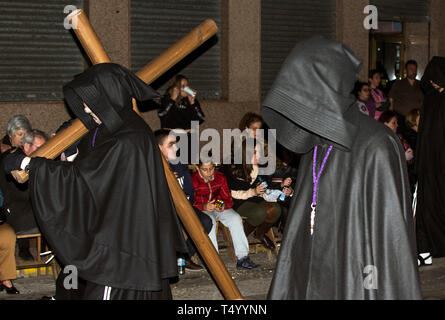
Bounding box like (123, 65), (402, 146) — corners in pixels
(2, 242), (445, 301)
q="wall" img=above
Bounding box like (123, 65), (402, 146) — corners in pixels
(404, 22), (429, 78)
(4, 1), (445, 138)
(429, 0), (445, 61)
(335, 0), (370, 81)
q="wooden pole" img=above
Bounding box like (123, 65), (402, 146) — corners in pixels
(135, 19), (218, 84)
(66, 9), (111, 64)
(161, 157), (243, 300)
(14, 10), (243, 300)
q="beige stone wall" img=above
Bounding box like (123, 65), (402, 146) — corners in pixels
(86, 0), (131, 68)
(429, 0), (445, 60)
(335, 0), (370, 81)
(404, 23), (429, 78)
(221, 0), (261, 104)
(0, 102), (70, 137)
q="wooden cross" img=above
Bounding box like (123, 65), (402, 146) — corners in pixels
(14, 9), (243, 300)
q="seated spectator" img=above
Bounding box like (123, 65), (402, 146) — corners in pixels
(1, 115), (32, 154)
(368, 69), (390, 120)
(378, 111), (414, 163)
(0, 188), (19, 294)
(221, 138), (281, 251)
(193, 161), (259, 270)
(403, 108), (421, 194)
(239, 112), (263, 139)
(1, 129), (48, 261)
(352, 81), (376, 117)
(155, 129), (212, 271)
(404, 108), (421, 153)
(267, 146), (299, 233)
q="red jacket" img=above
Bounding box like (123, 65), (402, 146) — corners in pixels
(192, 170), (233, 211)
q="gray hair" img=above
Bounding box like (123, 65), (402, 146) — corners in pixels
(22, 129), (48, 146)
(6, 115), (31, 137)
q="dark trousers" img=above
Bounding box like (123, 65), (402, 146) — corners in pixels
(185, 207), (213, 257)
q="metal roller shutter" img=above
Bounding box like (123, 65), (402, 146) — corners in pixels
(261, 0), (336, 98)
(0, 0), (84, 102)
(131, 0), (221, 100)
(370, 0), (430, 23)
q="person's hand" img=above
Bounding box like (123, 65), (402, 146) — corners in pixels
(430, 80), (444, 92)
(255, 183), (266, 195)
(215, 204), (225, 212)
(173, 171), (179, 179)
(375, 102), (382, 108)
(187, 88), (197, 105)
(204, 200), (216, 212)
(170, 86), (180, 100)
(281, 177), (292, 188)
(405, 148), (414, 161)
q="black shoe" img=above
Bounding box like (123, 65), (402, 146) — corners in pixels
(41, 296), (56, 300)
(236, 256), (259, 270)
(185, 258), (203, 271)
(0, 282), (20, 294)
(260, 234), (276, 251)
(19, 249), (34, 261)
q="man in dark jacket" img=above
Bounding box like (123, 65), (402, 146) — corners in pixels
(0, 129), (48, 260)
(262, 37), (421, 299)
(5, 63), (187, 300)
(155, 128), (212, 271)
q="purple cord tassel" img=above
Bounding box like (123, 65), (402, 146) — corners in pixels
(92, 127), (99, 148)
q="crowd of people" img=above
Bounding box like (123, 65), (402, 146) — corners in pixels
(352, 58), (445, 268)
(0, 45), (444, 300)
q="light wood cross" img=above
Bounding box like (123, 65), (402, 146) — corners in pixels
(14, 9), (243, 300)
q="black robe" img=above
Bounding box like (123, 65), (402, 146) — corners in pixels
(415, 57), (445, 257)
(0, 150), (38, 234)
(28, 63), (187, 293)
(262, 36), (421, 299)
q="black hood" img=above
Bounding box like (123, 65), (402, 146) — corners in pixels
(63, 63), (159, 133)
(261, 36), (362, 154)
(421, 56), (445, 96)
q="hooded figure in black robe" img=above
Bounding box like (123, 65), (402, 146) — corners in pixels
(7, 63), (187, 299)
(415, 57), (445, 259)
(262, 37), (421, 299)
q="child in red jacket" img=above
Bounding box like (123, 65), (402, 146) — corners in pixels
(192, 162), (259, 269)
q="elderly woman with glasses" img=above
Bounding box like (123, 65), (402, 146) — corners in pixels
(1, 115), (32, 153)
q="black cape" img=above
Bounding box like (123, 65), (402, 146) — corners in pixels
(28, 63), (187, 291)
(262, 37), (421, 299)
(415, 57), (445, 257)
(0, 150), (38, 233)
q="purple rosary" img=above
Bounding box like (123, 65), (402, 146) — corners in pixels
(310, 145), (333, 235)
(92, 127), (99, 147)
